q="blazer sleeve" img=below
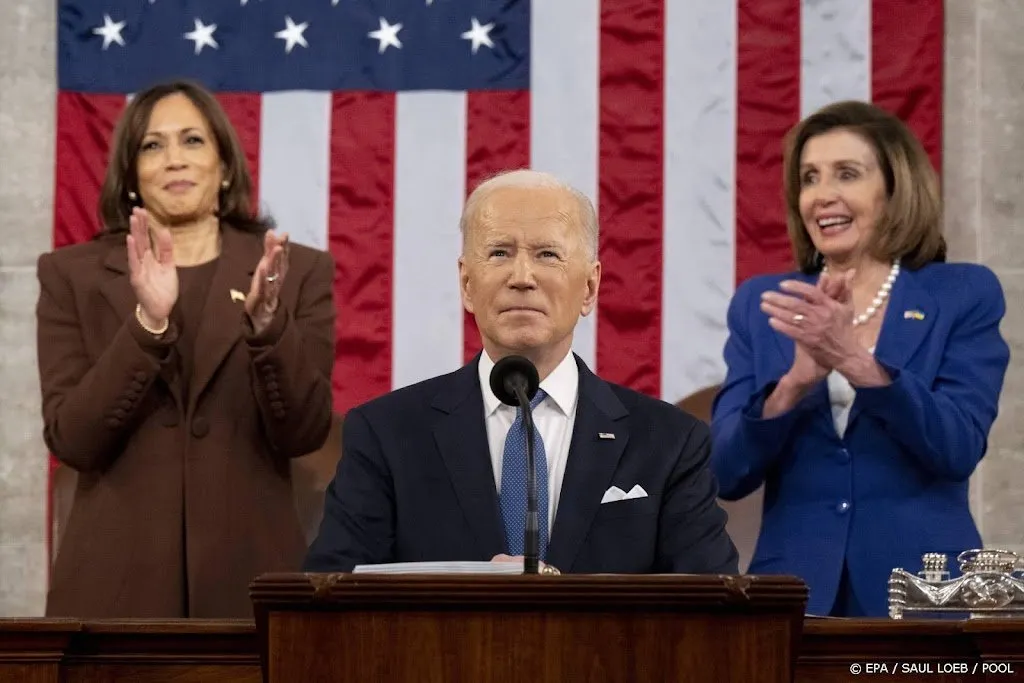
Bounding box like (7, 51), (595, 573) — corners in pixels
(245, 249), (336, 458)
(36, 251), (179, 473)
(659, 419), (740, 574)
(302, 407), (396, 571)
(710, 281), (818, 500)
(853, 267), (1009, 481)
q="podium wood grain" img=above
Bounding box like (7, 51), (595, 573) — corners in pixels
(0, 619), (259, 683)
(4, 613), (1024, 681)
(0, 618), (76, 683)
(250, 573), (809, 683)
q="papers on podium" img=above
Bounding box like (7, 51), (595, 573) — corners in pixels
(353, 561), (524, 575)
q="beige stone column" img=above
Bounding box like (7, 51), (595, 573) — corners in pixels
(0, 0), (56, 615)
(944, 0), (1024, 557)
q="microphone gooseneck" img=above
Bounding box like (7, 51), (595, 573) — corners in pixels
(488, 355), (541, 574)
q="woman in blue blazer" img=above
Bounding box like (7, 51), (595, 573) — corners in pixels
(711, 100), (1010, 617)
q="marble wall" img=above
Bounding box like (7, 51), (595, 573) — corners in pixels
(0, 0), (1021, 614)
(0, 0), (56, 615)
(944, 0), (1024, 557)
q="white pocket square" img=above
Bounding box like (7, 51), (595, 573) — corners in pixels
(600, 484), (648, 504)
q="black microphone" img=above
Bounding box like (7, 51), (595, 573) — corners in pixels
(489, 355), (542, 574)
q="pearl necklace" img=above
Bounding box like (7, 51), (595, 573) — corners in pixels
(822, 259), (900, 326)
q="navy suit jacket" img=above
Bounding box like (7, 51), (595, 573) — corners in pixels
(304, 353), (739, 575)
(710, 262), (1009, 616)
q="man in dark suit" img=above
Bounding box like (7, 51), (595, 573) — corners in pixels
(304, 169), (738, 574)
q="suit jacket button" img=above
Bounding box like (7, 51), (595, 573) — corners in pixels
(835, 499), (851, 514)
(191, 417), (210, 438)
(270, 401), (284, 412)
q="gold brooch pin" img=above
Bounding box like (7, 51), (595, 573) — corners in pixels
(903, 310), (925, 320)
(230, 289), (246, 303)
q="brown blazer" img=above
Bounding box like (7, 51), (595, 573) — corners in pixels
(36, 224), (335, 618)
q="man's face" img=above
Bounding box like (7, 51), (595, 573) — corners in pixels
(459, 185), (600, 363)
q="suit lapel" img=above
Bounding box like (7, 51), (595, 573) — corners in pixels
(187, 226), (263, 409)
(546, 357), (628, 572)
(99, 244), (135, 322)
(848, 266), (936, 427)
(431, 357), (506, 560)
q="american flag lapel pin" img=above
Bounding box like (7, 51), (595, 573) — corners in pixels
(598, 432), (615, 440)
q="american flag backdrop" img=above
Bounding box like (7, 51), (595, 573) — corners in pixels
(52, 0), (943, 545)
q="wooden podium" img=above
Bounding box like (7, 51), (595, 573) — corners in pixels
(250, 573), (808, 683)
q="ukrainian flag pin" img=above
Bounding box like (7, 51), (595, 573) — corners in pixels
(903, 310), (925, 320)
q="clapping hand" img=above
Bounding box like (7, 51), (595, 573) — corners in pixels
(761, 269), (861, 377)
(245, 230), (290, 334)
(761, 270), (855, 388)
(126, 207), (177, 329)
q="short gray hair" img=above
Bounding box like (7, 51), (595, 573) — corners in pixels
(459, 169), (599, 261)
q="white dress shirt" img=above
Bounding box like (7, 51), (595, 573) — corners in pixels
(478, 349), (579, 531)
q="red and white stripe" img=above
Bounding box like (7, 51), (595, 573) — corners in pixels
(52, 0), (943, 420)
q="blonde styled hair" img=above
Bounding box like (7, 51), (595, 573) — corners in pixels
(782, 100), (946, 273)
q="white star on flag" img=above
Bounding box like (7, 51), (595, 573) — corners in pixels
(460, 18), (495, 55)
(368, 17), (402, 54)
(93, 14), (126, 50)
(184, 18), (218, 55)
(275, 16), (309, 54)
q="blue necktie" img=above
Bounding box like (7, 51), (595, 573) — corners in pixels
(499, 389), (548, 559)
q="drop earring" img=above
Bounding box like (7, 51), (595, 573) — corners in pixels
(127, 190), (138, 202)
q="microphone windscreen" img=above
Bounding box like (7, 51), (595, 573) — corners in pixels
(489, 355), (539, 406)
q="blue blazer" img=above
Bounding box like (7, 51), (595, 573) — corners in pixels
(710, 262), (1009, 617)
(304, 353), (739, 575)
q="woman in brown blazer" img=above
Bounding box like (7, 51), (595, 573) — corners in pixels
(36, 80), (335, 618)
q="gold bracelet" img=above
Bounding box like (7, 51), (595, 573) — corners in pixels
(135, 303), (169, 336)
